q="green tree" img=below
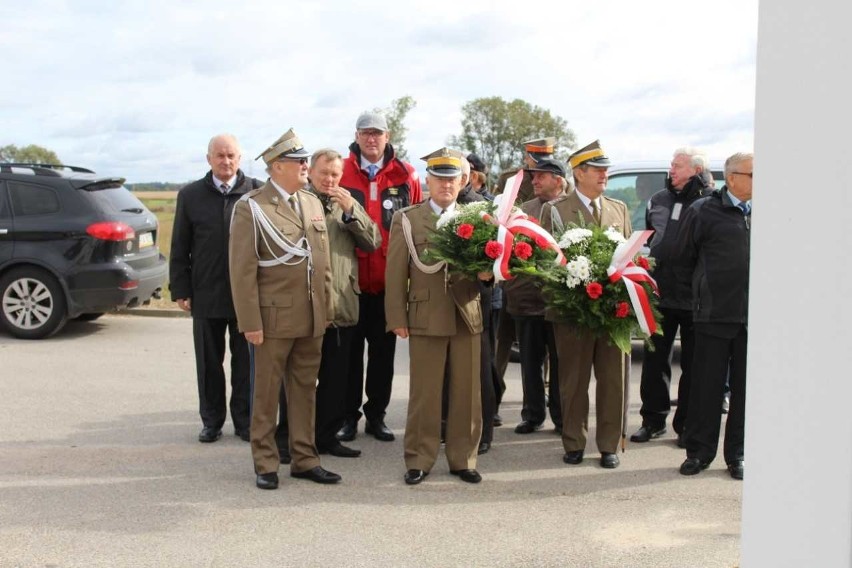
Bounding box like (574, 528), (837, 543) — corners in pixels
(0, 144), (61, 164)
(449, 97), (576, 181)
(373, 95), (416, 160)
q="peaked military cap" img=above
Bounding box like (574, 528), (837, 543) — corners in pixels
(524, 157), (567, 177)
(523, 136), (557, 162)
(421, 147), (463, 178)
(568, 140), (612, 169)
(256, 128), (310, 165)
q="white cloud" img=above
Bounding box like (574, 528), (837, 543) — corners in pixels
(1, 0), (757, 182)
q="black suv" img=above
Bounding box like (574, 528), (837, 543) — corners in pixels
(0, 163), (167, 339)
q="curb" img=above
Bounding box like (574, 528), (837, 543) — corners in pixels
(119, 308), (190, 319)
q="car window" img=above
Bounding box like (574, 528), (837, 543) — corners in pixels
(8, 182), (61, 216)
(607, 172), (667, 231)
(78, 186), (147, 214)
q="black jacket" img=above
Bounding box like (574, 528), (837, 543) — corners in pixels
(645, 175), (711, 310)
(675, 187), (751, 325)
(169, 170), (261, 318)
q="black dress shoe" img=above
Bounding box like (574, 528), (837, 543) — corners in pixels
(321, 442), (361, 458)
(600, 452), (620, 469)
(198, 427), (222, 443)
(630, 424), (667, 443)
(235, 429), (250, 442)
(553, 424), (563, 434)
(563, 450), (584, 464)
(727, 460), (744, 480)
(404, 469), (428, 485)
(365, 420), (395, 441)
(450, 469), (482, 483)
(256, 472), (279, 490)
(492, 414), (503, 427)
(679, 457), (711, 476)
(514, 420), (543, 434)
(278, 447), (292, 465)
(291, 466), (341, 484)
(336, 420), (357, 442)
(477, 441), (491, 455)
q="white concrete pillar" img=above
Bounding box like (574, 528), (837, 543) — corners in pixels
(743, 1), (852, 566)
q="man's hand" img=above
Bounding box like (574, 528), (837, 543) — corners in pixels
(477, 271), (494, 281)
(245, 330), (264, 345)
(392, 327), (409, 339)
(328, 186), (355, 216)
(176, 298), (191, 311)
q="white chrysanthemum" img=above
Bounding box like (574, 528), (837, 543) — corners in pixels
(558, 228), (593, 248)
(565, 255), (592, 283)
(460, 201), (492, 214)
(604, 226), (627, 244)
(436, 209), (460, 229)
(565, 274), (581, 288)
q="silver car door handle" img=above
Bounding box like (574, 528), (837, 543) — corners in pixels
(0, 229), (8, 234)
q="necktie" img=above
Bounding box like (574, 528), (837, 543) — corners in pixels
(366, 164), (378, 180)
(591, 199), (601, 225)
(288, 195), (298, 212)
(738, 202), (751, 216)
(220, 182), (229, 194)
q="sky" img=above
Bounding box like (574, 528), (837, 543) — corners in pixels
(1, 0), (759, 183)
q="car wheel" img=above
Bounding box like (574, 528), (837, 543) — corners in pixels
(0, 267), (68, 339)
(74, 312), (105, 322)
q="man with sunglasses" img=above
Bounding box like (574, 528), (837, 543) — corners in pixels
(229, 129), (339, 490)
(337, 112), (422, 443)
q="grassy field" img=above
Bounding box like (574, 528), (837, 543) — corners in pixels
(135, 191), (177, 306)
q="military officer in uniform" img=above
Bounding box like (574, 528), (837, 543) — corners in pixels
(493, 137), (558, 204)
(385, 148), (486, 485)
(541, 140), (632, 469)
(229, 128), (340, 490)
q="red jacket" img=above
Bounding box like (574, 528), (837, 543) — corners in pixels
(340, 142), (422, 294)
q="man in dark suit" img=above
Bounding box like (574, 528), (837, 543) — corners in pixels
(385, 147), (486, 485)
(229, 129), (339, 490)
(677, 152), (753, 481)
(170, 134), (258, 444)
(541, 140), (632, 469)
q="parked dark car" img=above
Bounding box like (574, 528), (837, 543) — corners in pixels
(0, 163), (167, 339)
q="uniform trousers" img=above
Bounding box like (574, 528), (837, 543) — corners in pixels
(638, 307), (695, 433)
(553, 323), (625, 454)
(493, 308), (515, 406)
(345, 292), (397, 424)
(250, 335), (322, 475)
(192, 317), (250, 432)
(514, 316), (562, 427)
(684, 324), (747, 465)
(276, 326), (355, 452)
(405, 314), (482, 472)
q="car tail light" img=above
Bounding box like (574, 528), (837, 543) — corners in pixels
(86, 222), (136, 241)
(119, 280), (139, 290)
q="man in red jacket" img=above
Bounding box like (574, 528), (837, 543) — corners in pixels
(336, 111), (423, 442)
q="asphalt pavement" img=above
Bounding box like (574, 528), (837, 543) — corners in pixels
(0, 314), (741, 567)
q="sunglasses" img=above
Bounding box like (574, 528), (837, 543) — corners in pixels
(278, 157), (309, 165)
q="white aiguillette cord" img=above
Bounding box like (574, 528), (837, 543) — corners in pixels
(247, 198), (314, 297)
(400, 212), (448, 290)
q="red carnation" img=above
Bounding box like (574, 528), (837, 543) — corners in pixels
(636, 255), (650, 270)
(534, 235), (550, 248)
(514, 241), (533, 260)
(456, 223), (474, 239)
(585, 282), (603, 299)
(527, 216), (539, 224)
(484, 240), (504, 259)
(615, 302), (630, 318)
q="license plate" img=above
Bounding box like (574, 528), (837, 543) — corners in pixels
(139, 232), (154, 248)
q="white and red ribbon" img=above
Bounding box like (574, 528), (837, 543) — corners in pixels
(606, 230), (658, 335)
(479, 170), (566, 282)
